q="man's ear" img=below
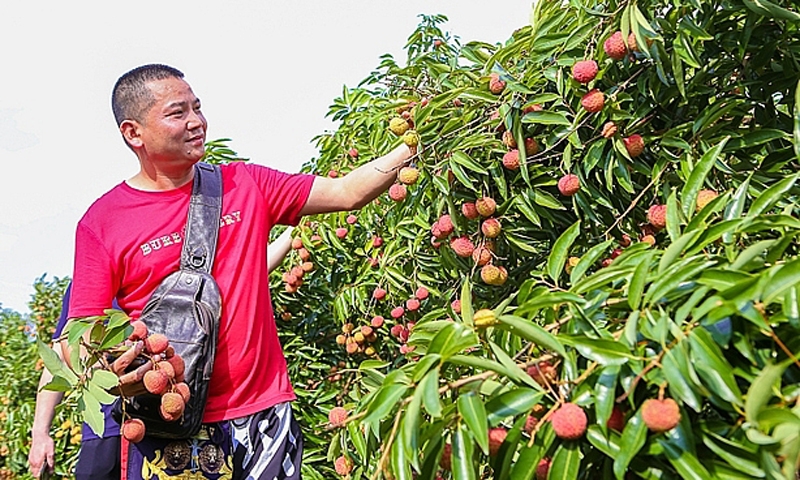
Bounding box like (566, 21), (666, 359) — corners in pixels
(120, 120), (143, 149)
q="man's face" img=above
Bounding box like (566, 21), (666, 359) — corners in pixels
(136, 77), (207, 165)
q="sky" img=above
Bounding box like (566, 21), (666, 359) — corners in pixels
(0, 1), (532, 314)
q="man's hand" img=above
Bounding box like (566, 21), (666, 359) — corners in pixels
(28, 433), (55, 479)
(107, 341), (153, 396)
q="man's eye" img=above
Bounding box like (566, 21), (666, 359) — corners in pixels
(170, 111), (183, 117)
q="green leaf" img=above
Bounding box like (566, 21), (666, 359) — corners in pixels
(627, 256), (650, 311)
(452, 422), (476, 480)
(743, 0), (800, 21)
(37, 339), (78, 386)
(427, 322), (480, 360)
(362, 383), (409, 424)
(559, 336), (636, 366)
(347, 421), (367, 460)
(658, 230), (701, 275)
(403, 386), (422, 470)
(660, 437), (713, 480)
(762, 257), (800, 305)
(548, 441), (581, 480)
(570, 240), (614, 284)
(548, 221), (581, 285)
(662, 345), (703, 412)
(80, 388), (106, 437)
(795, 79), (800, 161)
(460, 279), (475, 327)
(614, 410), (648, 480)
(485, 388), (544, 425)
(745, 363), (786, 428)
(458, 393), (489, 455)
(522, 110), (572, 125)
(496, 315), (566, 356)
(452, 151), (489, 175)
(723, 176), (750, 244)
(420, 367), (443, 418)
(91, 369), (120, 390)
(701, 432), (765, 478)
(666, 189), (682, 242)
(747, 173), (799, 217)
(689, 328), (743, 405)
(681, 138), (728, 217)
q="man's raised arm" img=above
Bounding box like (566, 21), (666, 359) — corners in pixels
(300, 144), (414, 216)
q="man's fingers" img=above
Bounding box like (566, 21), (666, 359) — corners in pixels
(110, 341), (143, 375)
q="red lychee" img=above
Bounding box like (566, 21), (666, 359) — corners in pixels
(481, 218), (502, 238)
(161, 392), (185, 417)
(502, 150), (520, 170)
(388, 183), (407, 202)
(572, 60), (599, 84)
(475, 197), (497, 217)
(398, 166), (420, 185)
(472, 245), (492, 266)
(462, 202), (480, 220)
(128, 321), (148, 341)
(406, 298), (421, 311)
(581, 89), (605, 113)
(291, 237), (304, 250)
(391, 306), (405, 319)
(524, 138), (539, 156)
(328, 170), (339, 178)
(174, 382), (191, 403)
(371, 236), (384, 248)
(641, 234), (656, 246)
(415, 287), (429, 300)
(373, 287), (387, 300)
(122, 418), (146, 443)
(624, 134), (645, 157)
(346, 214), (357, 225)
(604, 31), (627, 60)
(440, 443), (452, 471)
(156, 361), (175, 379)
(489, 73), (506, 94)
(550, 403), (588, 440)
(334, 456), (353, 476)
(647, 204), (667, 230)
(451, 299), (462, 314)
(143, 370), (169, 395)
(450, 236), (475, 258)
(371, 316), (384, 328)
(641, 398), (681, 433)
(488, 427), (508, 456)
(536, 457), (552, 480)
(607, 406), (625, 432)
(328, 406), (348, 427)
(144, 333), (169, 355)
(527, 360), (558, 386)
(502, 130), (517, 149)
(696, 189), (719, 212)
(348, 148), (358, 158)
(523, 415), (538, 434)
(437, 215), (454, 236)
(558, 174), (580, 196)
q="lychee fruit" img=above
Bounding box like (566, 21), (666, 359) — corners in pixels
(122, 418), (146, 443)
(527, 360), (558, 386)
(522, 104), (543, 114)
(143, 370), (169, 395)
(558, 174), (580, 196)
(391, 306), (405, 319)
(481, 264), (507, 286)
(388, 183), (407, 202)
(624, 134), (645, 157)
(156, 361), (175, 379)
(406, 298), (421, 311)
(524, 138), (539, 156)
(580, 89), (605, 113)
(474, 309), (499, 328)
(523, 415), (538, 434)
(641, 234), (656, 246)
(475, 197), (497, 217)
(128, 321), (148, 341)
(328, 406), (348, 427)
(334, 456), (353, 476)
(565, 256), (580, 274)
(647, 204), (667, 230)
(481, 218), (502, 238)
(440, 443), (452, 471)
(536, 457), (552, 480)
(601, 121), (617, 138)
(607, 406), (625, 432)
(462, 202), (480, 220)
(174, 382), (191, 403)
(328, 170), (339, 178)
(373, 287), (387, 300)
(371, 316), (384, 328)
(398, 166), (419, 185)
(489, 73), (506, 94)
(488, 427), (508, 456)
(450, 236), (475, 258)
(335, 227), (348, 239)
(437, 215), (454, 236)
(298, 247), (311, 261)
(346, 214), (357, 225)
(415, 287), (429, 300)
(371, 236), (384, 248)
(641, 398), (681, 433)
(502, 150), (520, 170)
(550, 403), (588, 440)
(572, 60), (599, 84)
(348, 148), (358, 158)
(389, 117), (410, 136)
(161, 392), (185, 417)
(473, 245), (492, 266)
(144, 333), (169, 355)
(402, 130), (420, 148)
(604, 31), (627, 60)
(451, 299), (462, 313)
(696, 189), (718, 211)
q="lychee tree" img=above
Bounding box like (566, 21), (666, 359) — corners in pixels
(273, 3), (800, 479)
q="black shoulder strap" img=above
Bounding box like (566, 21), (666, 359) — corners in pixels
(180, 163), (222, 273)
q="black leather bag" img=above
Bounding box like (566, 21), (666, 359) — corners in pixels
(114, 162), (223, 439)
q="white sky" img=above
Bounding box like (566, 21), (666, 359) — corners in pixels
(0, 1), (531, 313)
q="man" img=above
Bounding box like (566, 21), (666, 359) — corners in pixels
(63, 64), (413, 479)
(28, 228), (297, 479)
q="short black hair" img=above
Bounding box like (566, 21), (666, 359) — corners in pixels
(111, 64), (184, 126)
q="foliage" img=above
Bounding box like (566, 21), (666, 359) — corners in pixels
(273, 3), (800, 479)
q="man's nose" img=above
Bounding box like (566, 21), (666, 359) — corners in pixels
(187, 110), (205, 131)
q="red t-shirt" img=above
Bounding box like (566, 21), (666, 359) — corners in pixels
(69, 162), (315, 422)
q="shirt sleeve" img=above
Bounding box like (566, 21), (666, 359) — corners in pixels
(68, 222), (118, 319)
(245, 164), (316, 227)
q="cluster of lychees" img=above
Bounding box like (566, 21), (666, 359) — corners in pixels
(445, 197), (508, 286)
(386, 102), (424, 202)
(281, 235), (320, 294)
(374, 285), (430, 355)
(120, 321), (190, 444)
(335, 320), (380, 356)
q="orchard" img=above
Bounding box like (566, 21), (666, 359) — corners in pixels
(3, 1), (800, 479)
